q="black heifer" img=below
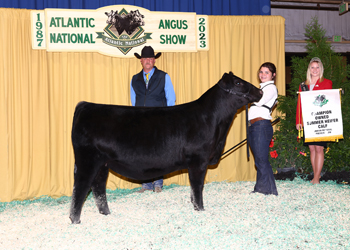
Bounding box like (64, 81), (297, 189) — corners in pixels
(70, 72), (262, 224)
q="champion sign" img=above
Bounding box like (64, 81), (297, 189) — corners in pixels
(300, 89), (343, 142)
(31, 5), (209, 57)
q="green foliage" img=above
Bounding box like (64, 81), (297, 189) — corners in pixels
(269, 94), (311, 173)
(269, 17), (350, 173)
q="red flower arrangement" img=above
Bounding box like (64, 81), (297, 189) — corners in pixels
(270, 150), (278, 158)
(269, 138), (275, 148)
(299, 151), (307, 156)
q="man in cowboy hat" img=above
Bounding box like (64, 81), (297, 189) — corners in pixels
(130, 45), (176, 193)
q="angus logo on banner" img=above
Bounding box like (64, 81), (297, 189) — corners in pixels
(97, 8), (151, 55)
(31, 5), (209, 58)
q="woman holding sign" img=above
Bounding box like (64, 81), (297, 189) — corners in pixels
(296, 57), (333, 184)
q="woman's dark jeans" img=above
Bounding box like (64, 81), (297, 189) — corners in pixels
(248, 120), (278, 195)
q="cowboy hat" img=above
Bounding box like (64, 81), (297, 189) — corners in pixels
(134, 46), (161, 59)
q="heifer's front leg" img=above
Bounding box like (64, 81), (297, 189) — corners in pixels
(188, 165), (207, 211)
(91, 165), (110, 216)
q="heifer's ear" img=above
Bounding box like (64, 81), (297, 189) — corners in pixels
(221, 72), (230, 84)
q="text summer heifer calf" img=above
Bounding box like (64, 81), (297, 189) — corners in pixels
(70, 72), (262, 224)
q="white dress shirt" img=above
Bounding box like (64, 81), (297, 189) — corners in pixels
(248, 80), (277, 121)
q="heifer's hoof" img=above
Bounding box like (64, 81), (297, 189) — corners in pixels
(69, 216), (81, 224)
(194, 206), (205, 211)
(99, 209), (110, 215)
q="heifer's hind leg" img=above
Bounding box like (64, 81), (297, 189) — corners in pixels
(91, 165), (110, 216)
(188, 165), (207, 211)
(70, 163), (100, 224)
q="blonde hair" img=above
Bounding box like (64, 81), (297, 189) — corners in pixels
(305, 57), (324, 85)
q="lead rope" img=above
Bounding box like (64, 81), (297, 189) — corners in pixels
(220, 117), (280, 158)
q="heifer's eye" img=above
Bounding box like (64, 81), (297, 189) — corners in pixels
(236, 82), (241, 85)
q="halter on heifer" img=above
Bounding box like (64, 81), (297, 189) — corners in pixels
(217, 82), (252, 98)
(217, 81), (253, 158)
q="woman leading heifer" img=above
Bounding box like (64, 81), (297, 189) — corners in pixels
(248, 62), (278, 195)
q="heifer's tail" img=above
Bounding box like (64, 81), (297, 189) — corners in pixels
(72, 101), (88, 128)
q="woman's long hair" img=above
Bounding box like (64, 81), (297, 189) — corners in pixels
(306, 57), (324, 85)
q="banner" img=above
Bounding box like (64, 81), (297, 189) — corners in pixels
(31, 5), (209, 57)
(300, 89), (343, 142)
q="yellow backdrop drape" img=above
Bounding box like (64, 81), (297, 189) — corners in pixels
(0, 8), (285, 202)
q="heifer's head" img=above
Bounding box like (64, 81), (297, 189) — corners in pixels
(218, 72), (262, 103)
(105, 10), (117, 24)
